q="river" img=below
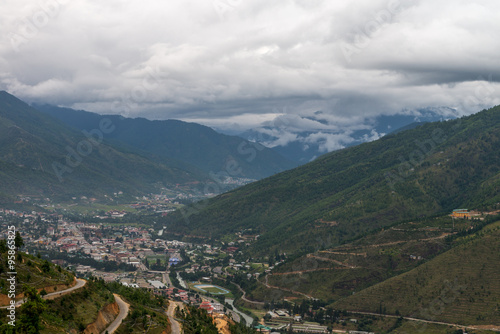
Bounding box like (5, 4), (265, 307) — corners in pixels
(226, 299), (254, 327)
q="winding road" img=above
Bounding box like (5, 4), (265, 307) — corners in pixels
(0, 278), (87, 308)
(166, 301), (183, 334)
(44, 278), (87, 300)
(101, 294), (130, 334)
(1, 278), (131, 334)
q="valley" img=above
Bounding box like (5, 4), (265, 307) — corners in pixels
(2, 2), (499, 333)
(0, 96), (499, 333)
(1, 203), (499, 333)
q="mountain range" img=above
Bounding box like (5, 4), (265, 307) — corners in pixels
(34, 104), (297, 181)
(0, 91), (294, 203)
(0, 91), (208, 203)
(162, 105), (500, 255)
(1, 90), (499, 331)
(157, 105), (500, 329)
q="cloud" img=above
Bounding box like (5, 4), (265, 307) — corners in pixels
(0, 0), (499, 128)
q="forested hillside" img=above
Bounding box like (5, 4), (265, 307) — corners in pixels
(0, 91), (202, 202)
(163, 106), (500, 255)
(35, 104), (297, 180)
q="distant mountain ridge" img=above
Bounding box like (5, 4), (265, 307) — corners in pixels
(34, 104), (297, 180)
(0, 91), (203, 202)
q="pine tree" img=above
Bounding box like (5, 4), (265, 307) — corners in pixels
(14, 232), (24, 249)
(17, 287), (46, 333)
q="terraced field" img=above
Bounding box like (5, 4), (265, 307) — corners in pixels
(256, 219), (453, 301)
(332, 221), (500, 326)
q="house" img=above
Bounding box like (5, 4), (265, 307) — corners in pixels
(276, 310), (289, 317)
(199, 301), (214, 313)
(61, 243), (78, 252)
(266, 311), (279, 318)
(211, 302), (224, 313)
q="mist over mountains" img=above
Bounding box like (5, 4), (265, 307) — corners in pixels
(232, 107), (459, 163)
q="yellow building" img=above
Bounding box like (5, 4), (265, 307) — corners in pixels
(451, 209), (470, 218)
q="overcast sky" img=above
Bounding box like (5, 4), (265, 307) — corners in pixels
(1, 0), (499, 133)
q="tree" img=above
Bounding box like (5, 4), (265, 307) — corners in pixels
(18, 287), (46, 333)
(41, 260), (51, 273)
(14, 232), (24, 249)
(0, 240), (7, 253)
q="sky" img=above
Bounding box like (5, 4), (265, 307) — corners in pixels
(1, 0), (500, 147)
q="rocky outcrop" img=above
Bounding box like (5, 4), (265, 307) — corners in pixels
(84, 302), (120, 334)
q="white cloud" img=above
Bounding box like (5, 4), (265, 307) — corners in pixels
(0, 0), (499, 127)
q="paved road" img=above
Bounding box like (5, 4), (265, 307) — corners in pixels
(163, 271), (173, 287)
(0, 278), (87, 308)
(101, 294), (130, 334)
(166, 301), (183, 334)
(44, 278), (87, 300)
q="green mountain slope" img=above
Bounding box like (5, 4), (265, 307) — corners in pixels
(332, 220), (500, 327)
(0, 91), (202, 202)
(34, 104), (297, 180)
(163, 106), (500, 254)
(0, 251), (74, 303)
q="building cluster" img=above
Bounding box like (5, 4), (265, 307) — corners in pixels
(262, 309), (328, 333)
(0, 209), (188, 274)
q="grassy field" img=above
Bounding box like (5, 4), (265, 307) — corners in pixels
(202, 286), (228, 294)
(146, 255), (167, 265)
(189, 283), (234, 298)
